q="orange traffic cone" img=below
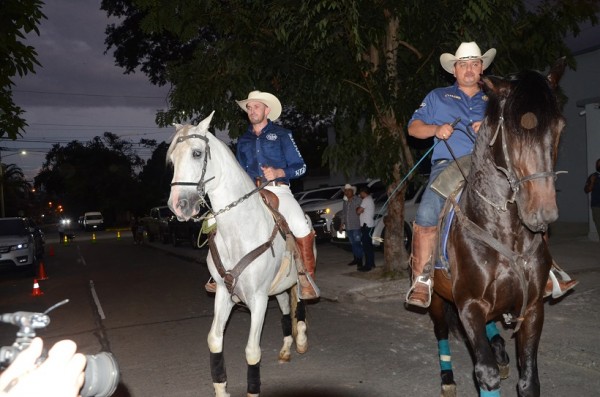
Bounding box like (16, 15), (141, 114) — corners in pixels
(37, 261), (48, 281)
(63, 235), (69, 245)
(48, 245), (55, 257)
(117, 231), (121, 240)
(32, 279), (44, 296)
(92, 233), (97, 244)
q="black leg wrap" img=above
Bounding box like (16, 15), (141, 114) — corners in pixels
(281, 314), (292, 337)
(247, 362), (261, 395)
(210, 352), (227, 383)
(441, 369), (455, 385)
(295, 300), (306, 322)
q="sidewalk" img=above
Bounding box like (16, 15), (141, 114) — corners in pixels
(142, 220), (599, 304)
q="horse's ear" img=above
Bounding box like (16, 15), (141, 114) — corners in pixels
(173, 123), (183, 130)
(480, 75), (507, 97)
(197, 111), (216, 132)
(547, 57), (566, 90)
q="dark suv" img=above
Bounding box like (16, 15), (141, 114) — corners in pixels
(0, 217), (45, 272)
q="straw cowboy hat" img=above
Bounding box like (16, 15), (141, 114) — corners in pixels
(344, 184), (357, 194)
(439, 42), (496, 74)
(236, 90), (282, 121)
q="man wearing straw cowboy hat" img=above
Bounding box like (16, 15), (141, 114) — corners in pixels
(406, 42), (577, 308)
(235, 90), (319, 300)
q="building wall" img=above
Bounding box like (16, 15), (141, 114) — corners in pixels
(555, 48), (600, 224)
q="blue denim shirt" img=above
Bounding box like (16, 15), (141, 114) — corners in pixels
(236, 120), (306, 184)
(408, 83), (489, 163)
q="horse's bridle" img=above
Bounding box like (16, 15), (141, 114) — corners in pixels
(169, 132), (268, 218)
(474, 107), (566, 212)
(170, 133), (214, 207)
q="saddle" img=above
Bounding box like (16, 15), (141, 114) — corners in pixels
(205, 187), (315, 300)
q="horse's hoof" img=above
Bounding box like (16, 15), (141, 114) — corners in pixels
(441, 383), (457, 397)
(498, 363), (510, 379)
(247, 394), (259, 397)
(278, 353), (291, 363)
(295, 321), (308, 354)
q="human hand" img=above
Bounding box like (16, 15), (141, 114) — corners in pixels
(0, 337), (86, 397)
(435, 123), (454, 140)
(471, 121), (482, 133)
(261, 166), (284, 182)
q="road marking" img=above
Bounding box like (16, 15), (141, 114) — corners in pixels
(77, 246), (87, 266)
(89, 280), (106, 320)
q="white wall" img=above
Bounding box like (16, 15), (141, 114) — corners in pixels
(555, 48), (600, 224)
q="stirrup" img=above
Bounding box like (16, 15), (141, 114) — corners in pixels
(205, 277), (216, 293)
(547, 269), (577, 299)
(298, 272), (320, 300)
(405, 275), (432, 308)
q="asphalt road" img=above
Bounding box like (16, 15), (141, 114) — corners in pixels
(0, 230), (598, 396)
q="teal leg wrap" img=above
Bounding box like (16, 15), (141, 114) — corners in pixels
(485, 321), (500, 341)
(438, 339), (452, 371)
(480, 388), (500, 396)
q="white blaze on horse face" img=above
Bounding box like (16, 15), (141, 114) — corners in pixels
(167, 117), (214, 220)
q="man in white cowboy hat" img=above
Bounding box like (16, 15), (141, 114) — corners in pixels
(235, 90), (319, 300)
(405, 42), (576, 308)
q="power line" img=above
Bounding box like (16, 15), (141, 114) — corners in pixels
(14, 89), (167, 100)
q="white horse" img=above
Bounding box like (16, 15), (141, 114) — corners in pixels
(167, 112), (309, 397)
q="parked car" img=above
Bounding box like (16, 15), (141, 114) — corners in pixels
(83, 211), (104, 231)
(293, 185), (344, 206)
(0, 217), (45, 273)
(331, 181), (425, 252)
(301, 179), (386, 240)
(141, 206), (173, 243)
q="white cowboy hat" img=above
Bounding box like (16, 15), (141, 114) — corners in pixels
(344, 184), (356, 193)
(439, 42), (496, 74)
(236, 90), (282, 121)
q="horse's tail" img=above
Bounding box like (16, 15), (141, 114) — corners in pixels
(444, 301), (465, 341)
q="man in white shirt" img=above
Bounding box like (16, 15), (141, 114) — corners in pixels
(356, 186), (375, 272)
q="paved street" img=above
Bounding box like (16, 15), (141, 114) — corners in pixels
(0, 225), (597, 396)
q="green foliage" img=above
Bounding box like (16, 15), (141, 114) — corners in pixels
(0, 0), (45, 139)
(101, 0), (598, 265)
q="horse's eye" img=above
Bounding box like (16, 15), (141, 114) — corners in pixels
(192, 150), (202, 158)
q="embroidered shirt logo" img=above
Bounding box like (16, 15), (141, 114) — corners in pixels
(444, 94), (461, 100)
(266, 133), (278, 141)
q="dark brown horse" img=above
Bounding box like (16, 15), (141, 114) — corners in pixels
(430, 59), (566, 397)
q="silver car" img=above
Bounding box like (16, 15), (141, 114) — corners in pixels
(0, 217), (45, 273)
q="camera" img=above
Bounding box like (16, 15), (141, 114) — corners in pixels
(0, 300), (119, 397)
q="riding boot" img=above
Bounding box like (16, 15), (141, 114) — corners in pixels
(544, 260), (578, 299)
(296, 232), (320, 300)
(406, 224), (438, 308)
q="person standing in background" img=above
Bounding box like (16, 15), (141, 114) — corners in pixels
(341, 184), (363, 268)
(356, 185), (375, 272)
(584, 158), (600, 240)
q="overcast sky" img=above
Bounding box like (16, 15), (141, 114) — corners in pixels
(7, 0), (173, 180)
(6, 1), (600, 181)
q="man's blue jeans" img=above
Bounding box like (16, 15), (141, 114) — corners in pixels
(346, 229), (363, 260)
(415, 161), (450, 227)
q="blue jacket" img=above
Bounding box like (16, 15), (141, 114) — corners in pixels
(408, 83), (489, 163)
(236, 120), (306, 184)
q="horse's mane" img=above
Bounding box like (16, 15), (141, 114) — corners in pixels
(472, 69), (561, 166)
